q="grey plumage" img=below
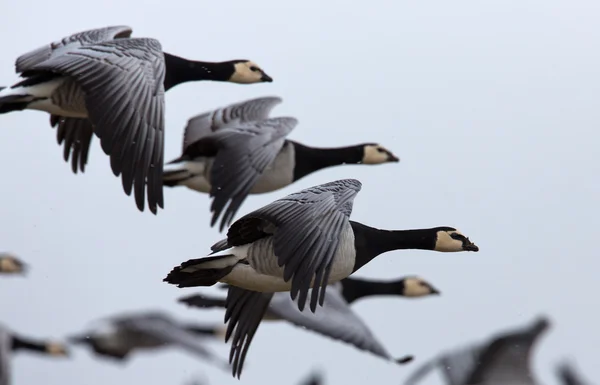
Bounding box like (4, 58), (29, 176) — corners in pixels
(0, 328), (10, 385)
(68, 311), (228, 369)
(404, 316), (551, 385)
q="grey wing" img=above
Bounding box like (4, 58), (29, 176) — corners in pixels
(0, 328), (10, 385)
(52, 116), (94, 173)
(207, 117), (297, 231)
(123, 316), (229, 369)
(16, 25), (133, 74)
(227, 178), (363, 313)
(404, 344), (483, 385)
(224, 286), (273, 378)
(181, 96), (283, 152)
(31, 38), (165, 214)
(268, 285), (397, 361)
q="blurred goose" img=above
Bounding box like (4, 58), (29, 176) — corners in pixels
(0, 254), (26, 275)
(164, 178), (478, 377)
(162, 96), (399, 231)
(67, 311), (228, 370)
(556, 362), (589, 385)
(404, 316), (550, 385)
(178, 276), (438, 366)
(0, 325), (69, 385)
(298, 371), (324, 385)
(0, 25), (272, 214)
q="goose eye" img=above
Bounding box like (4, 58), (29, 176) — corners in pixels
(450, 233), (464, 240)
(376, 148), (385, 153)
(249, 66), (260, 72)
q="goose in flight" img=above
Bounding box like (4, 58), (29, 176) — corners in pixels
(164, 178), (479, 377)
(404, 316), (551, 385)
(0, 254), (26, 275)
(162, 96), (399, 231)
(67, 310), (229, 370)
(178, 276), (439, 367)
(0, 325), (69, 385)
(0, 25), (272, 214)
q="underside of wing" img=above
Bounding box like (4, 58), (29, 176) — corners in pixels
(52, 116), (94, 174)
(16, 25), (133, 74)
(30, 37), (166, 214)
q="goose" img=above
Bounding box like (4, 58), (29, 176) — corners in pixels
(162, 96), (399, 231)
(163, 178), (479, 377)
(178, 276), (438, 367)
(556, 362), (588, 385)
(0, 325), (69, 385)
(404, 316), (550, 385)
(67, 311), (229, 370)
(0, 254), (26, 275)
(0, 25), (272, 214)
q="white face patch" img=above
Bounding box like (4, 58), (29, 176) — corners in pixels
(434, 230), (467, 252)
(403, 277), (437, 297)
(362, 144), (399, 164)
(229, 61), (268, 84)
(0, 257), (21, 273)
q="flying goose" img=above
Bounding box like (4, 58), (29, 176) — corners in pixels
(0, 325), (69, 385)
(0, 25), (272, 214)
(178, 277), (438, 366)
(67, 311), (229, 369)
(556, 362), (589, 385)
(162, 96), (399, 231)
(163, 178), (479, 377)
(0, 254), (26, 275)
(404, 316), (551, 385)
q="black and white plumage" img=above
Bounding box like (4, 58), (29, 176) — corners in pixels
(0, 253), (26, 275)
(164, 178), (479, 377)
(0, 325), (69, 385)
(67, 311), (228, 370)
(404, 316), (551, 385)
(179, 277), (439, 368)
(162, 96), (400, 231)
(0, 26), (273, 213)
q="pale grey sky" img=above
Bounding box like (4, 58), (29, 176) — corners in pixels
(0, 0), (598, 384)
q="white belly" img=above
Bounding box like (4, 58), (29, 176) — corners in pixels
(181, 175), (212, 193)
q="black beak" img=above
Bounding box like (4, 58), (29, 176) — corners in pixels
(388, 153), (400, 162)
(429, 287), (441, 295)
(260, 73), (273, 82)
(463, 243), (479, 252)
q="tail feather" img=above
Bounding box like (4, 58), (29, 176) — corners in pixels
(162, 169), (191, 187)
(163, 255), (237, 288)
(0, 93), (31, 114)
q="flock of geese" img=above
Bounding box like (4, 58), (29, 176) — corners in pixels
(0, 24), (591, 385)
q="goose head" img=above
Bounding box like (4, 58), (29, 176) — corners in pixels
(402, 276), (441, 297)
(0, 253), (26, 274)
(362, 143), (399, 164)
(46, 341), (70, 357)
(433, 228), (479, 252)
(229, 61), (273, 84)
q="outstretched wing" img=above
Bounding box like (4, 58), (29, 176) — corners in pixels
(30, 38), (165, 214)
(223, 286), (273, 378)
(268, 284), (399, 361)
(227, 179), (363, 312)
(181, 96), (283, 152)
(16, 25), (132, 74)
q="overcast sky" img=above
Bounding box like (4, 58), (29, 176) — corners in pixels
(1, 0), (599, 384)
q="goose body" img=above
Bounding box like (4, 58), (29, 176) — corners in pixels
(0, 25), (272, 213)
(164, 178), (479, 377)
(0, 325), (68, 385)
(162, 97), (400, 231)
(179, 277), (438, 365)
(404, 316), (550, 385)
(67, 311), (228, 369)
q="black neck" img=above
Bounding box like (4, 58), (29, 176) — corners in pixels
(11, 335), (48, 353)
(351, 221), (437, 272)
(291, 141), (364, 181)
(340, 277), (405, 304)
(163, 52), (236, 91)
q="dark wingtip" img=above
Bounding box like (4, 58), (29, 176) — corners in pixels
(395, 355), (415, 364)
